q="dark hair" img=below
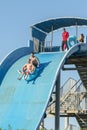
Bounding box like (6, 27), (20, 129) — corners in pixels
(31, 52), (34, 55)
(81, 34), (84, 38)
(63, 28), (66, 31)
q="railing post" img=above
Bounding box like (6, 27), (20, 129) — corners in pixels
(65, 117), (69, 130)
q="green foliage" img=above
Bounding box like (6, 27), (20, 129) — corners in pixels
(80, 128), (87, 130)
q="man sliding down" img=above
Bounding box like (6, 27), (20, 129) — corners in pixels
(29, 52), (40, 67)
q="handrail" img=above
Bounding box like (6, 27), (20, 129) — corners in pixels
(61, 81), (86, 111)
(60, 79), (81, 105)
(60, 77), (77, 97)
(38, 41), (61, 52)
(47, 79), (82, 108)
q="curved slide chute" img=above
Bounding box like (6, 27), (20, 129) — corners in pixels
(0, 44), (81, 130)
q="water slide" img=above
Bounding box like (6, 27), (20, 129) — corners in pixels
(0, 44), (82, 130)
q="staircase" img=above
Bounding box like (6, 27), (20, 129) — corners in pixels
(60, 79), (86, 112)
(46, 78), (87, 128)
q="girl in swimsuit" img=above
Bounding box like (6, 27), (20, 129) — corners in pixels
(18, 59), (35, 80)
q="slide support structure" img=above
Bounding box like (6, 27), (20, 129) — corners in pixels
(55, 71), (60, 130)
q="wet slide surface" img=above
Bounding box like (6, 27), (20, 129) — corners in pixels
(0, 52), (65, 130)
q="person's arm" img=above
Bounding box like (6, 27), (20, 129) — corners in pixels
(33, 65), (35, 71)
(22, 64), (27, 72)
(67, 32), (69, 38)
(35, 57), (40, 67)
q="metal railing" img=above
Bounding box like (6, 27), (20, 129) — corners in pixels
(60, 79), (87, 111)
(47, 78), (87, 114)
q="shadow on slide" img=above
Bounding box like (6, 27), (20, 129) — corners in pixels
(18, 61), (51, 84)
(26, 61), (51, 84)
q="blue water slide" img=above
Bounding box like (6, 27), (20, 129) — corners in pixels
(0, 44), (81, 130)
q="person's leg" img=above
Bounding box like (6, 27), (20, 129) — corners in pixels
(62, 41), (66, 51)
(63, 41), (68, 51)
(62, 41), (64, 51)
(18, 70), (25, 80)
(24, 70), (31, 79)
(66, 41), (69, 50)
(64, 43), (66, 50)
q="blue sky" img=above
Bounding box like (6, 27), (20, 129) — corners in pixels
(0, 0), (87, 129)
(0, 0), (87, 62)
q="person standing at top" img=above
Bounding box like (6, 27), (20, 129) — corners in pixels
(62, 28), (69, 51)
